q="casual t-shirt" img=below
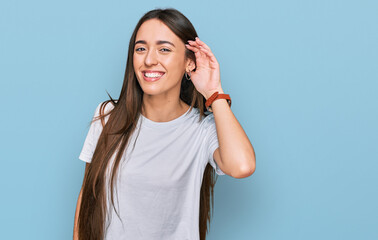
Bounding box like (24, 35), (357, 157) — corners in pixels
(78, 101), (226, 240)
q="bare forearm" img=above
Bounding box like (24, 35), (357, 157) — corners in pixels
(206, 88), (256, 175)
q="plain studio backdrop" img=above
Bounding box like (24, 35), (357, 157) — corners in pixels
(0, 0), (377, 239)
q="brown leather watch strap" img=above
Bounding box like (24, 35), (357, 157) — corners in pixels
(205, 91), (232, 112)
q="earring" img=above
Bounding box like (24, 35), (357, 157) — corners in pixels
(185, 70), (191, 81)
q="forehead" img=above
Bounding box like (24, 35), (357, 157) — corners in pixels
(135, 19), (181, 43)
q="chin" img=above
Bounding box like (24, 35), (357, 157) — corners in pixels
(139, 85), (163, 95)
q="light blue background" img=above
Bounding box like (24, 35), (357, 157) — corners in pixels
(1, 0), (377, 239)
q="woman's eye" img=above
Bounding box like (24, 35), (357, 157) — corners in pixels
(135, 47), (145, 52)
(160, 48), (171, 52)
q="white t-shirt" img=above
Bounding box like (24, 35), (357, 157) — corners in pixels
(78, 101), (225, 240)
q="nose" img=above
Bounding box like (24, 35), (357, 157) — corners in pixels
(144, 49), (158, 66)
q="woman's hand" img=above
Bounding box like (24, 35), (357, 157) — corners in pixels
(185, 37), (224, 99)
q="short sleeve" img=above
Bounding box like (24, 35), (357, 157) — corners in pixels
(204, 114), (225, 175)
(78, 102), (113, 163)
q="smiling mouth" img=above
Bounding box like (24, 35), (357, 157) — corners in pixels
(143, 72), (164, 77)
(142, 71), (165, 82)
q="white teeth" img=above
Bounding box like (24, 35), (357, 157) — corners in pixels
(144, 72), (163, 78)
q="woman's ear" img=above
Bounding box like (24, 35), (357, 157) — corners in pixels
(186, 58), (196, 72)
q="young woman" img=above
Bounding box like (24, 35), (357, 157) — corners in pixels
(74, 8), (255, 240)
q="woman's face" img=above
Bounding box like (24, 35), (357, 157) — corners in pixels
(133, 19), (192, 96)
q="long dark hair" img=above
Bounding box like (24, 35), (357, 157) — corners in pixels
(78, 8), (220, 240)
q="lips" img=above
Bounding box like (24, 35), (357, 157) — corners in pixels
(142, 70), (165, 82)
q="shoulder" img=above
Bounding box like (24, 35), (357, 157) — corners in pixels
(186, 108), (214, 127)
(201, 112), (215, 127)
(98, 100), (116, 113)
(91, 100), (117, 129)
(93, 100), (116, 118)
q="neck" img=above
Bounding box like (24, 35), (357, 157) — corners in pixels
(141, 96), (190, 123)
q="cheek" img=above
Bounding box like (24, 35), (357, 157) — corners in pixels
(133, 55), (143, 82)
(133, 55), (139, 68)
(133, 56), (145, 76)
(164, 55), (186, 74)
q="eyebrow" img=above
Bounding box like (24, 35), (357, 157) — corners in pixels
(134, 40), (176, 48)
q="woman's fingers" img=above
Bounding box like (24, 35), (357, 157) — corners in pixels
(185, 44), (218, 68)
(186, 42), (210, 57)
(188, 39), (217, 62)
(195, 37), (212, 52)
(188, 38), (211, 53)
(188, 45), (218, 67)
(185, 44), (205, 62)
(198, 46), (218, 64)
(185, 44), (199, 53)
